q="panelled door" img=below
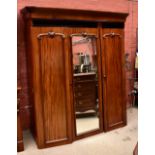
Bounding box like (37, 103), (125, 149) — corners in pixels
(101, 27), (126, 131)
(31, 26), (72, 147)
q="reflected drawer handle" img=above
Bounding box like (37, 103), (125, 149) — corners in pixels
(76, 77), (81, 80)
(78, 93), (82, 96)
(79, 101), (83, 105)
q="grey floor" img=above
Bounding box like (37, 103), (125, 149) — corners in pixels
(18, 107), (138, 155)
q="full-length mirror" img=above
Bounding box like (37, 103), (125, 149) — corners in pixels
(71, 34), (100, 135)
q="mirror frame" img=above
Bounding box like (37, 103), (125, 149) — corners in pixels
(70, 30), (104, 140)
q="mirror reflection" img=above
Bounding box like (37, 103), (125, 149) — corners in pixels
(72, 35), (100, 135)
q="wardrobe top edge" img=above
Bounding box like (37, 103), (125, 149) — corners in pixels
(21, 6), (128, 21)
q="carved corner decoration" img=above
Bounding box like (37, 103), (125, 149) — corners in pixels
(70, 32), (98, 38)
(37, 32), (65, 40)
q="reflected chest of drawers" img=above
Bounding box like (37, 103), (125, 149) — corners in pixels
(73, 73), (98, 113)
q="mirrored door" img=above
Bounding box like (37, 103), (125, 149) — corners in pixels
(71, 31), (102, 136)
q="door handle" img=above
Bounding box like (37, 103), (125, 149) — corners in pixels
(103, 32), (121, 38)
(37, 32), (65, 39)
(103, 75), (107, 78)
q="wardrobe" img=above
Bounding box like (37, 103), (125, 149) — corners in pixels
(22, 7), (128, 149)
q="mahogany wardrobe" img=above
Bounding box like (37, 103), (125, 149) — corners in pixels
(22, 7), (128, 149)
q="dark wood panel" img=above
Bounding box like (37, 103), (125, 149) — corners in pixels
(22, 7), (128, 23)
(101, 28), (126, 130)
(39, 27), (67, 143)
(17, 110), (24, 152)
(28, 27), (45, 148)
(17, 87), (24, 152)
(28, 26), (73, 148)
